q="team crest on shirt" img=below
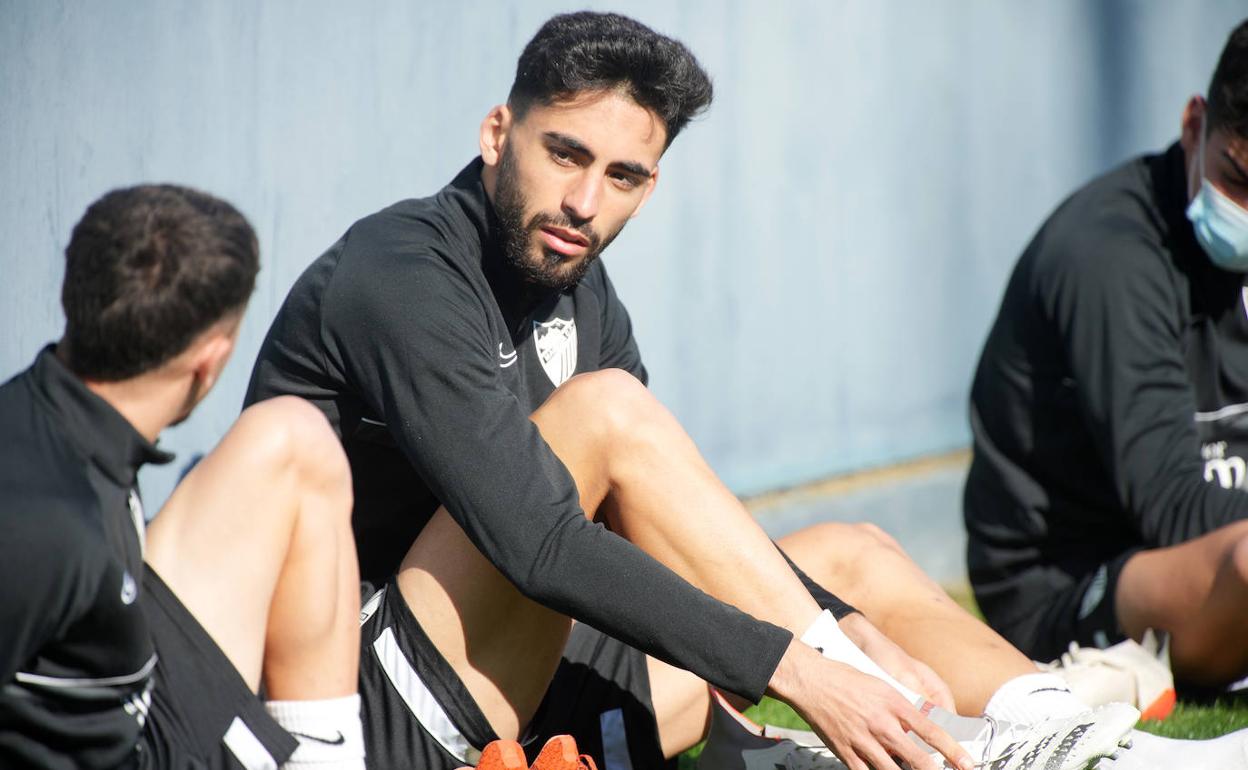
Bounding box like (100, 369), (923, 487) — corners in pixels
(120, 571), (138, 605)
(534, 317), (577, 387)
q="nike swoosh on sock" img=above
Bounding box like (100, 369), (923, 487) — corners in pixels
(289, 730), (346, 746)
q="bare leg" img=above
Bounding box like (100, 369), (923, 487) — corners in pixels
(778, 522), (1036, 716)
(400, 372), (974, 770)
(647, 658), (713, 758)
(398, 370), (827, 746)
(145, 396), (359, 699)
(1118, 520), (1248, 685)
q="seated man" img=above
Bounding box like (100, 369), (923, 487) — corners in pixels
(247, 12), (1146, 770)
(0, 185), (365, 769)
(964, 19), (1248, 689)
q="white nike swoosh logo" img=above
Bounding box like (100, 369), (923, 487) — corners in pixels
(498, 343), (518, 368)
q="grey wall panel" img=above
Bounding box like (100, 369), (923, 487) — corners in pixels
(2, 1), (1243, 506)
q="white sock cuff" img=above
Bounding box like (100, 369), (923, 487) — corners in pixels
(798, 609), (840, 649)
(265, 694), (365, 768)
(984, 672), (1088, 725)
(800, 609), (923, 705)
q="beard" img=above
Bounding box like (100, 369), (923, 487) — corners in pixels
(492, 145), (623, 292)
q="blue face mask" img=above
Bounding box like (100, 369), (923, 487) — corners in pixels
(1186, 124), (1248, 272)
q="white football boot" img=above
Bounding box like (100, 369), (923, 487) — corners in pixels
(1094, 727), (1248, 769)
(697, 690), (1138, 770)
(1038, 630), (1176, 721)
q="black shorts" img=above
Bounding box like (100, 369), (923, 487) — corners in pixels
(359, 578), (669, 770)
(138, 569), (297, 770)
(977, 548), (1142, 662)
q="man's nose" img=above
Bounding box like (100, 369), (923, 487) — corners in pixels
(562, 173), (601, 223)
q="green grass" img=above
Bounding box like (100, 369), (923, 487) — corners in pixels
(1136, 699), (1248, 739)
(676, 586), (1248, 767)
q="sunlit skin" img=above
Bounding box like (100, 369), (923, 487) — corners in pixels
(479, 89), (665, 288)
(1181, 95), (1248, 210)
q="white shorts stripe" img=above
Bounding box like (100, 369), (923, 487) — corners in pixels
(600, 707), (634, 770)
(360, 586), (386, 625)
(223, 717), (278, 770)
(372, 625), (480, 765)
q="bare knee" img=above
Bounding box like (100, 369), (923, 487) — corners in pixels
(782, 522), (904, 588)
(789, 521), (903, 560)
(234, 397), (352, 507)
(1227, 531), (1248, 586)
(849, 522), (904, 553)
(1169, 533), (1248, 684)
(1174, 630), (1248, 685)
(546, 369), (660, 441)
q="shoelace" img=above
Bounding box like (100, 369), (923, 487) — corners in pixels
(1056, 641), (1097, 669)
(576, 753), (598, 770)
(954, 714), (1004, 770)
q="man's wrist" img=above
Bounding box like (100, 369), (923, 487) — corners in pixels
(766, 637), (822, 703)
(835, 610), (870, 646)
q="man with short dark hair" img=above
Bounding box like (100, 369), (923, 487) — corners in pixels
(248, 12), (1137, 770)
(966, 19), (1248, 689)
(0, 184), (366, 769)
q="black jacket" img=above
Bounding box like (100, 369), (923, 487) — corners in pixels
(0, 347), (169, 769)
(966, 143), (1248, 632)
(246, 159), (792, 701)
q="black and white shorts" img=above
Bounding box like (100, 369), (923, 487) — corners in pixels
(359, 577), (668, 770)
(978, 548), (1142, 662)
(138, 569), (297, 770)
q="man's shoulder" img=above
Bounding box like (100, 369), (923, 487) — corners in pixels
(1027, 152), (1176, 285)
(340, 167), (486, 266)
(0, 383), (106, 569)
(318, 195), (483, 303)
(347, 195), (456, 250)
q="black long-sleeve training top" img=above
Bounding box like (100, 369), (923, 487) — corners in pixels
(965, 143), (1248, 631)
(245, 159), (793, 701)
(0, 347), (168, 769)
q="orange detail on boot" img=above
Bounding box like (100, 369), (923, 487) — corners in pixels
(1139, 687), (1177, 722)
(475, 739), (527, 770)
(530, 735), (598, 770)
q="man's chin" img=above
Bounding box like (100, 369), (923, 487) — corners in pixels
(519, 250), (591, 290)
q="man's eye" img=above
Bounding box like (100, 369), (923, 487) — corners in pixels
(610, 173), (640, 190)
(551, 149), (575, 165)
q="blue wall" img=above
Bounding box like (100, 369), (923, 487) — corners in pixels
(2, 2), (1243, 507)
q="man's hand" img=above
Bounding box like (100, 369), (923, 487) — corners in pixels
(768, 641), (973, 770)
(838, 612), (956, 712)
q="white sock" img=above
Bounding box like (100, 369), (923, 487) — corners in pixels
(800, 610), (924, 705)
(983, 672), (1089, 725)
(265, 693), (366, 769)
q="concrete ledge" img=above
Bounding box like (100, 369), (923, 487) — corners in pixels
(746, 450), (972, 587)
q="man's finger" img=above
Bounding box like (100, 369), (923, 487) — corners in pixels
(904, 712), (974, 770)
(839, 746), (876, 770)
(925, 675), (956, 712)
(859, 741), (905, 770)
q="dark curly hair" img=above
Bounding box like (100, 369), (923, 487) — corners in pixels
(507, 11), (713, 148)
(1208, 19), (1248, 138)
(61, 184), (258, 380)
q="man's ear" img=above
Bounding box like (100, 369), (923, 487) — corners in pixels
(190, 334), (234, 394)
(1180, 95), (1207, 158)
(480, 104), (513, 168)
(628, 165), (661, 220)
(188, 321), (239, 396)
